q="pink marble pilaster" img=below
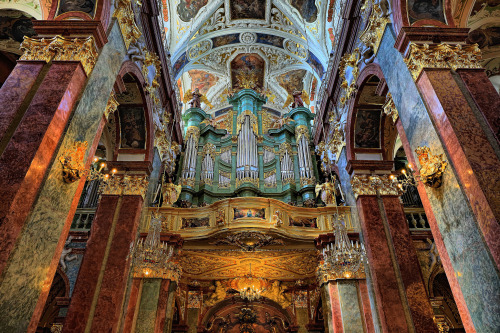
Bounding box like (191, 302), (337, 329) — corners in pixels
(62, 195), (120, 332)
(89, 195), (144, 332)
(381, 196), (437, 333)
(358, 280), (375, 333)
(155, 279), (172, 332)
(0, 61), (87, 278)
(356, 196), (409, 332)
(0, 61), (46, 148)
(327, 282), (344, 333)
(123, 278), (143, 333)
(417, 69), (500, 270)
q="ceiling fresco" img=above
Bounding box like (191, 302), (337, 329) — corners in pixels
(161, 0), (337, 115)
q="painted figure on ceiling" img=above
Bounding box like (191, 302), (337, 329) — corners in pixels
(183, 88), (213, 109)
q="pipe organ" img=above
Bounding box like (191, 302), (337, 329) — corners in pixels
(177, 89), (318, 206)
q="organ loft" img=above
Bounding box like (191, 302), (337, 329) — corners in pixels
(0, 0), (498, 332)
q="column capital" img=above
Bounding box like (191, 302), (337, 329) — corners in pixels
(100, 174), (149, 198)
(19, 35), (98, 76)
(350, 174), (402, 198)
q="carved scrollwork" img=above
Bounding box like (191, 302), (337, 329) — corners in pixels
(20, 35), (98, 76)
(382, 93), (398, 123)
(404, 43), (482, 81)
(350, 174), (402, 198)
(100, 174), (149, 198)
(114, 0), (142, 49)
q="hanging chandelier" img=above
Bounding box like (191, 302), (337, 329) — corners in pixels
(238, 264), (264, 302)
(128, 215), (181, 280)
(321, 213), (366, 279)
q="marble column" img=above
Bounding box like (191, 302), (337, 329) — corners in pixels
(417, 68), (500, 270)
(63, 175), (149, 333)
(0, 27), (119, 333)
(351, 174), (437, 333)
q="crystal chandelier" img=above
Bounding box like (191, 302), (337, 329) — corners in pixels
(239, 264), (263, 302)
(128, 215), (180, 279)
(322, 213), (366, 279)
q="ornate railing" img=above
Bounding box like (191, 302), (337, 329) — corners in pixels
(140, 197), (356, 239)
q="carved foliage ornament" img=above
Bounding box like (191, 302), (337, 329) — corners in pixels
(104, 91), (120, 120)
(212, 232), (284, 251)
(114, 0), (142, 49)
(100, 174), (149, 197)
(404, 43), (482, 81)
(382, 93), (398, 123)
(20, 35), (98, 76)
(295, 125), (310, 140)
(350, 174), (403, 198)
(359, 0), (390, 55)
(59, 141), (88, 183)
(339, 48), (360, 107)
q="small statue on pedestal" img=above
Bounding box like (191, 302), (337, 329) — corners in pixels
(183, 88), (213, 109)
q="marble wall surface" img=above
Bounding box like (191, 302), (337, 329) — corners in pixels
(0, 21), (128, 332)
(376, 24), (500, 332)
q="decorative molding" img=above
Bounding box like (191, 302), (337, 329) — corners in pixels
(113, 0), (142, 49)
(100, 174), (149, 198)
(20, 35), (98, 76)
(350, 174), (402, 198)
(179, 177), (195, 187)
(212, 231), (284, 251)
(235, 177), (259, 188)
(359, 0), (390, 55)
(404, 43), (482, 81)
(104, 91), (119, 120)
(339, 48), (360, 107)
(295, 125), (310, 140)
(382, 93), (398, 123)
(300, 176), (316, 187)
(202, 142), (216, 159)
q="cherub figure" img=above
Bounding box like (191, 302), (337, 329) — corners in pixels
(60, 236), (77, 271)
(183, 88), (213, 109)
(284, 90), (310, 109)
(271, 115), (293, 129)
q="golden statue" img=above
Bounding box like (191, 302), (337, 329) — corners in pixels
(315, 179), (337, 206)
(284, 90), (310, 109)
(261, 280), (291, 309)
(415, 146), (447, 188)
(161, 182), (182, 207)
(205, 281), (227, 307)
(183, 88), (213, 109)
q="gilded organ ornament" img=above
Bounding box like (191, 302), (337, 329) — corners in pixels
(183, 88), (213, 109)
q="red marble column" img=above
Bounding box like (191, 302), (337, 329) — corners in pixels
(456, 69), (500, 144)
(327, 282), (343, 333)
(155, 279), (172, 332)
(396, 120), (476, 332)
(122, 278), (143, 333)
(358, 280), (375, 333)
(0, 61), (87, 277)
(381, 196), (437, 332)
(63, 194), (143, 332)
(417, 69), (500, 270)
(356, 195), (409, 333)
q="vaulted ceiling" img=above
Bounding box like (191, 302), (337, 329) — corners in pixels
(159, 0), (340, 114)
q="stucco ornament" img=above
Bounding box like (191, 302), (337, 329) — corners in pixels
(415, 146), (447, 188)
(161, 182), (182, 207)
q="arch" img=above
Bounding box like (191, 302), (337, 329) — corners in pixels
(345, 63), (392, 163)
(200, 297), (297, 332)
(110, 60), (155, 164)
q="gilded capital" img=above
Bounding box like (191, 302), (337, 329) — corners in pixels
(20, 35), (98, 75)
(100, 174), (149, 198)
(404, 43), (482, 81)
(351, 174), (402, 198)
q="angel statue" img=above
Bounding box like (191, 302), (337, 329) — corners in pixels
(161, 182), (182, 207)
(271, 115), (293, 129)
(315, 179), (337, 207)
(183, 88), (213, 109)
(284, 90), (310, 109)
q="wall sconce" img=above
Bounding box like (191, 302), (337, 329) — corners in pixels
(59, 141), (117, 183)
(391, 146), (447, 190)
